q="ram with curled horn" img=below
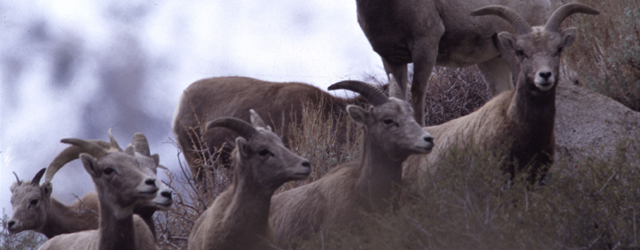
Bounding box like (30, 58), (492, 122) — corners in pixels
(403, 3), (600, 186)
(269, 77), (434, 246)
(38, 131), (161, 250)
(188, 110), (312, 250)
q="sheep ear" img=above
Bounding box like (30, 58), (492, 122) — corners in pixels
(235, 137), (250, 158)
(10, 182), (18, 193)
(559, 27), (577, 49)
(347, 105), (369, 125)
(79, 153), (100, 178)
(41, 182), (53, 198)
(151, 154), (160, 166)
(498, 32), (517, 53)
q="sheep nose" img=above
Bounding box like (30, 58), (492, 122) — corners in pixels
(301, 161), (311, 168)
(8, 220), (16, 228)
(539, 71), (552, 80)
(161, 190), (172, 199)
(145, 178), (156, 186)
(424, 136), (433, 144)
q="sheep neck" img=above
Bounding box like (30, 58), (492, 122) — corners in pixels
(356, 133), (403, 213)
(97, 199), (136, 250)
(41, 198), (98, 238)
(509, 76), (556, 140)
(133, 208), (156, 239)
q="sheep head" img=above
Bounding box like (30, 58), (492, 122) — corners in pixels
(62, 136), (159, 220)
(329, 77), (434, 162)
(472, 3), (599, 94)
(8, 168), (50, 234)
(206, 110), (311, 191)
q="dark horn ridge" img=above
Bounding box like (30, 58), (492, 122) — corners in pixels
(206, 117), (258, 140)
(545, 3), (599, 32)
(328, 80), (389, 106)
(471, 5), (532, 35)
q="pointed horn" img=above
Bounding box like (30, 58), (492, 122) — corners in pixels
(13, 172), (22, 185)
(45, 139), (110, 182)
(249, 109), (268, 129)
(471, 5), (532, 35)
(207, 117), (258, 140)
(108, 129), (122, 152)
(30, 168), (46, 185)
(545, 3), (599, 32)
(132, 133), (151, 157)
(387, 74), (405, 100)
(328, 80), (389, 106)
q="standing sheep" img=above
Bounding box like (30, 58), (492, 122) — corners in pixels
(188, 110), (311, 250)
(269, 79), (434, 246)
(403, 3), (600, 185)
(356, 0), (553, 125)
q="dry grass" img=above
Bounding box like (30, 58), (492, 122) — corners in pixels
(561, 0), (640, 111)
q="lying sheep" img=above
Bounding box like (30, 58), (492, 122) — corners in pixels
(403, 3), (600, 185)
(269, 79), (433, 246)
(188, 110), (311, 250)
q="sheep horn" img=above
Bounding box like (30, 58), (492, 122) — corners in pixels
(328, 80), (389, 106)
(545, 3), (599, 32)
(132, 133), (151, 157)
(207, 117), (258, 140)
(44, 140), (111, 182)
(249, 109), (268, 129)
(30, 168), (46, 186)
(387, 74), (405, 100)
(13, 172), (22, 185)
(471, 5), (532, 35)
(60, 138), (109, 160)
(108, 129), (123, 152)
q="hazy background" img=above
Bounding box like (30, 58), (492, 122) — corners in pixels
(0, 0), (388, 213)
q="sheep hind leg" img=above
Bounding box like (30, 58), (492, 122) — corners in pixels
(381, 58), (409, 100)
(477, 56), (515, 96)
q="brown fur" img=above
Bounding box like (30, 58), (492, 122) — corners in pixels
(172, 76), (366, 182)
(403, 4), (599, 185)
(188, 113), (311, 250)
(356, 0), (552, 125)
(269, 94), (434, 246)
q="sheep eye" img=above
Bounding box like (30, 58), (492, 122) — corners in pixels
(555, 47), (563, 56)
(30, 199), (38, 206)
(259, 149), (271, 157)
(383, 119), (394, 125)
(103, 168), (115, 175)
(516, 50), (526, 57)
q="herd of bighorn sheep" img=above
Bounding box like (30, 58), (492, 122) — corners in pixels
(6, 2), (599, 250)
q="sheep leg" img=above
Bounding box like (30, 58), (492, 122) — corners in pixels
(477, 56), (515, 96)
(411, 42), (440, 126)
(381, 58), (409, 99)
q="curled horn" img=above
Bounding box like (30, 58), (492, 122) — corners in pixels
(13, 172), (22, 185)
(471, 5), (532, 35)
(45, 140), (110, 182)
(60, 138), (109, 161)
(207, 117), (258, 140)
(108, 129), (122, 152)
(132, 133), (151, 157)
(387, 74), (405, 100)
(31, 168), (46, 186)
(328, 80), (389, 106)
(545, 3), (599, 32)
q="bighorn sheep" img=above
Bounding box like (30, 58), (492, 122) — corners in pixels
(269, 80), (434, 245)
(38, 132), (160, 250)
(188, 110), (311, 250)
(8, 133), (173, 240)
(356, 0), (553, 125)
(172, 76), (368, 182)
(403, 3), (600, 185)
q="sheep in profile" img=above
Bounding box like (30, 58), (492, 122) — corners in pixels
(269, 79), (434, 245)
(403, 3), (600, 185)
(188, 110), (311, 250)
(172, 76), (367, 182)
(356, 0), (553, 125)
(38, 132), (161, 250)
(8, 133), (172, 240)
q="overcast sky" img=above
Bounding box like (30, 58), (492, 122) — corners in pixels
(0, 0), (387, 214)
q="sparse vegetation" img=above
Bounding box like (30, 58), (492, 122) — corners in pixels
(561, 0), (640, 111)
